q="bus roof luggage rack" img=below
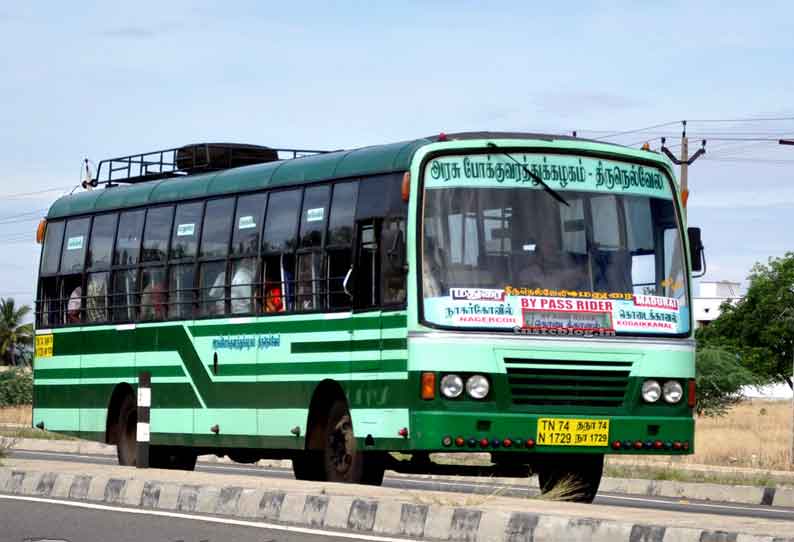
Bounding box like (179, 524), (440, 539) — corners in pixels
(92, 143), (329, 186)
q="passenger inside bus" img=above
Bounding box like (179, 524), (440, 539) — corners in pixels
(230, 263), (254, 314)
(140, 278), (167, 320)
(66, 286), (82, 324)
(265, 286), (284, 312)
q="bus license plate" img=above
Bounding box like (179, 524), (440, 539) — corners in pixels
(536, 418), (609, 447)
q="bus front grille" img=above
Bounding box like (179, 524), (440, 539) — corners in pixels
(504, 358), (631, 407)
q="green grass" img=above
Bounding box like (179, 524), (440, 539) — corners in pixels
(604, 463), (779, 488)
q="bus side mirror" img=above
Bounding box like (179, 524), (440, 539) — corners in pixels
(383, 227), (407, 274)
(688, 227), (704, 273)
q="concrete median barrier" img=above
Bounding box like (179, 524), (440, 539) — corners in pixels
(5, 436), (794, 508)
(1, 460), (793, 542)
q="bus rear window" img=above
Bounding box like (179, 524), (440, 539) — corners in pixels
(40, 220), (65, 275)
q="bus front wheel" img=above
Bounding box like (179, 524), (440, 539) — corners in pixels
(535, 454), (604, 503)
(321, 400), (384, 485)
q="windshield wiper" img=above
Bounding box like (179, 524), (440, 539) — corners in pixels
(486, 142), (569, 207)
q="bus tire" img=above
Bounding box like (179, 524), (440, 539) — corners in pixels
(535, 453), (603, 503)
(116, 392), (137, 466)
(322, 400), (361, 483)
(320, 399), (384, 485)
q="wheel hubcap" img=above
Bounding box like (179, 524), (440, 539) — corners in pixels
(328, 415), (354, 474)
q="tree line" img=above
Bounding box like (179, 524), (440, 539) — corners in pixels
(0, 298), (33, 367)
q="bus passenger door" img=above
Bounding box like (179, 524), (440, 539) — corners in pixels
(349, 219), (383, 438)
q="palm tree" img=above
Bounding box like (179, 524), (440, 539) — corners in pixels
(0, 298), (34, 366)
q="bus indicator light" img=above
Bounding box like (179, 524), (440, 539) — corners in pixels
(634, 441), (643, 449)
(36, 219), (46, 244)
(402, 172), (410, 202)
(421, 372), (436, 400)
(442, 436), (453, 447)
(682, 441), (690, 451)
(653, 440), (663, 449)
(687, 380), (696, 408)
(467, 438), (477, 448)
(611, 440), (622, 450)
(479, 438), (489, 448)
(455, 436), (465, 447)
(502, 438), (512, 448)
(673, 441), (682, 450)
(525, 438), (535, 448)
(398, 427), (409, 438)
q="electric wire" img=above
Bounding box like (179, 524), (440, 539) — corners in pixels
(0, 186), (72, 199)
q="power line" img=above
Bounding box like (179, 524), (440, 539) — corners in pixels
(592, 121), (682, 140)
(687, 116), (794, 123)
(0, 185), (72, 200)
(702, 157), (794, 164)
(0, 209), (47, 223)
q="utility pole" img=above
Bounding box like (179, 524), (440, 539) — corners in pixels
(660, 121), (706, 216)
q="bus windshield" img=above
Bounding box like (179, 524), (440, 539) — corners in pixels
(421, 153), (690, 336)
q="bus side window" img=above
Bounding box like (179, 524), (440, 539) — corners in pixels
(326, 181), (358, 310)
(262, 189), (301, 313)
(140, 206), (173, 321)
(37, 220), (65, 327)
(112, 210), (145, 322)
(297, 184), (330, 312)
(382, 216), (406, 305)
(168, 202), (203, 319)
(86, 213), (117, 323)
(198, 198), (235, 316)
(354, 221), (380, 308)
(230, 192), (267, 314)
(60, 217), (90, 324)
(354, 173), (407, 309)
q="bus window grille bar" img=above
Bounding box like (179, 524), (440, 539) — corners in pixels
(38, 272), (356, 325)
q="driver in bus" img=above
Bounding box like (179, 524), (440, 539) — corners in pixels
(519, 235), (588, 291)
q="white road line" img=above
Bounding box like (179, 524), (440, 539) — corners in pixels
(0, 495), (420, 542)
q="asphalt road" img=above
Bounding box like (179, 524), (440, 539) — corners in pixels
(0, 496), (357, 542)
(8, 449), (794, 522)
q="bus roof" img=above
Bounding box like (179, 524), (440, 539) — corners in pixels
(45, 132), (664, 219)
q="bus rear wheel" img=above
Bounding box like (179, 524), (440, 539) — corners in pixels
(115, 393), (196, 470)
(116, 393), (137, 466)
(321, 400), (384, 485)
(535, 454), (604, 503)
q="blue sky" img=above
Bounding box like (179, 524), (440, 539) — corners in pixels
(2, 1), (794, 311)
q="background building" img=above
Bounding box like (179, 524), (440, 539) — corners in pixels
(693, 280), (742, 329)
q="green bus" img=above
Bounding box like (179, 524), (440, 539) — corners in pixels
(33, 133), (702, 502)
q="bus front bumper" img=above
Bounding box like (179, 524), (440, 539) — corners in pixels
(408, 411), (694, 454)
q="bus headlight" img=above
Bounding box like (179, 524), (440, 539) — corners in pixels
(440, 374), (463, 398)
(466, 375), (490, 399)
(641, 380), (662, 403)
(663, 380), (683, 403)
